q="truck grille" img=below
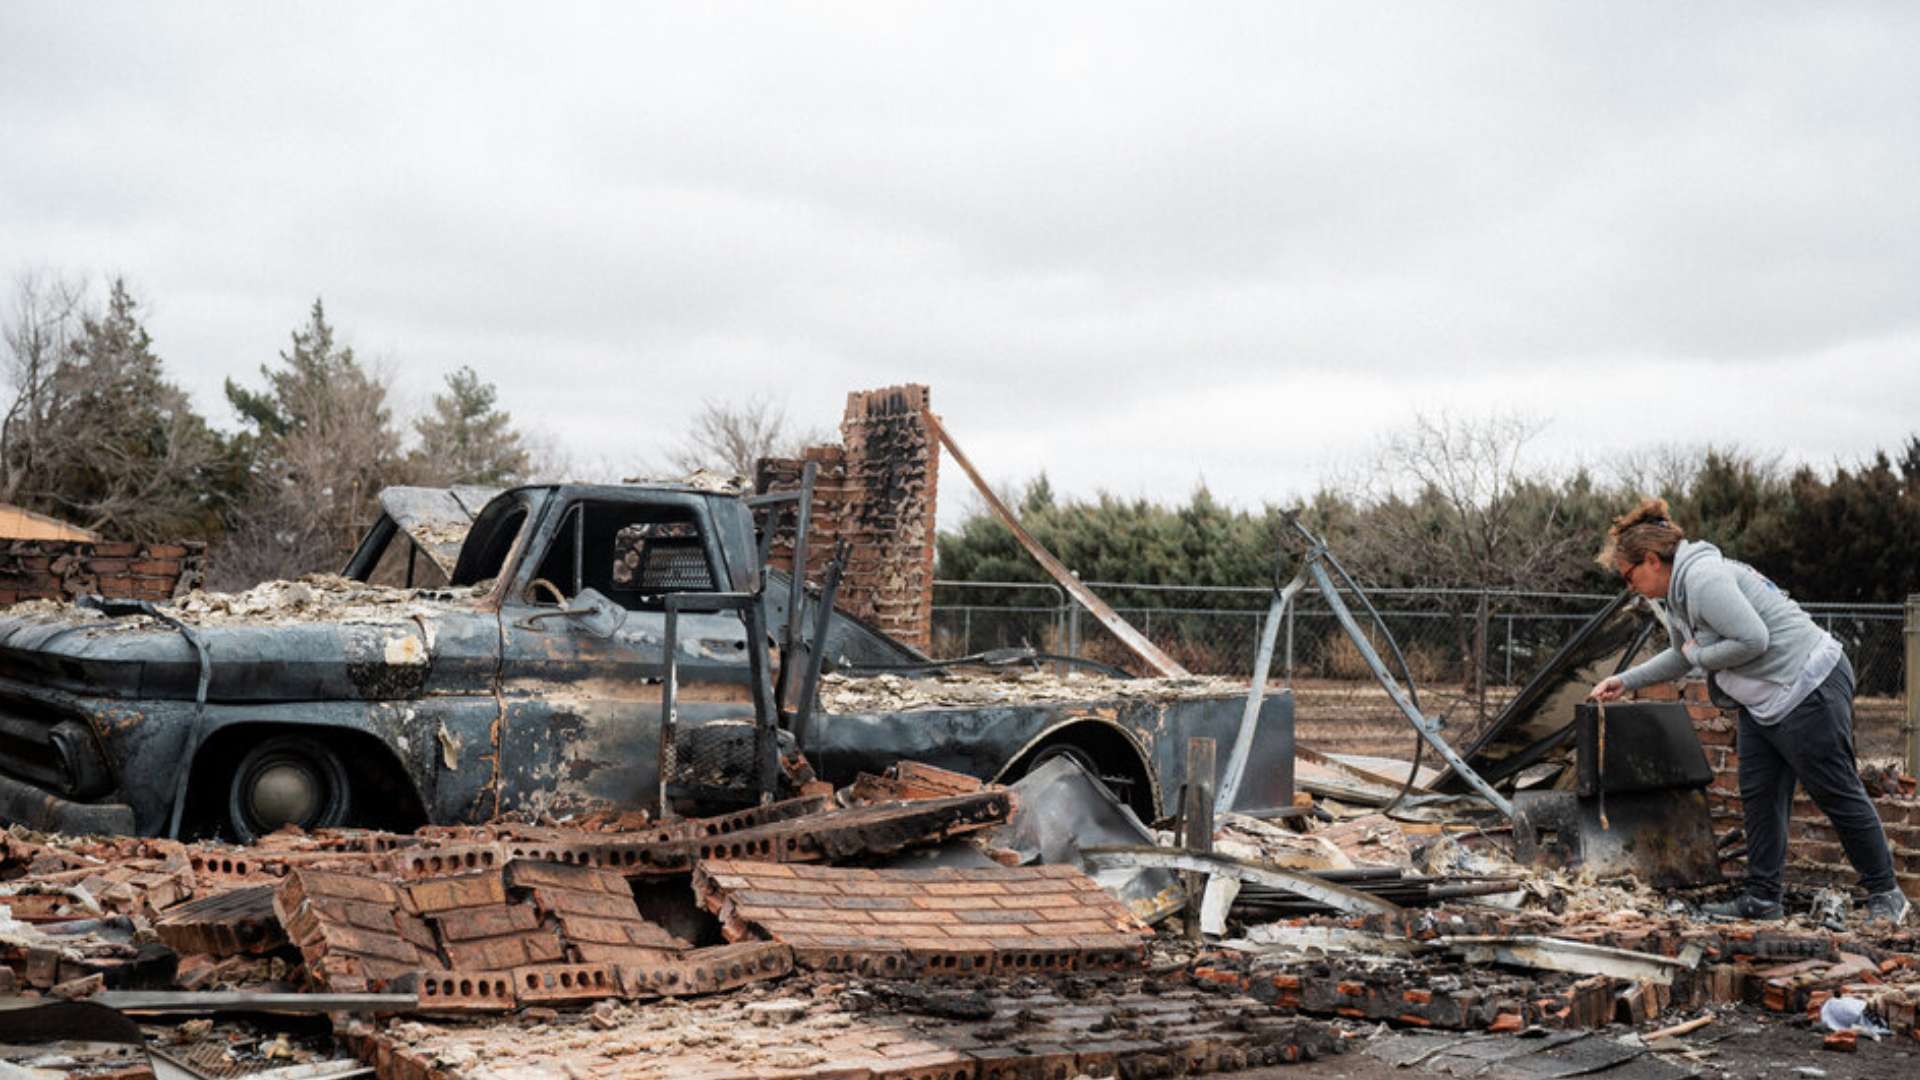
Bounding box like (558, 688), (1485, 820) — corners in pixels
(0, 702), (113, 800)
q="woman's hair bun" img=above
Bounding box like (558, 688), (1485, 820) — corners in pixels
(1610, 496), (1671, 534)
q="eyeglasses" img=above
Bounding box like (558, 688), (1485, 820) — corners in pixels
(1620, 560), (1643, 588)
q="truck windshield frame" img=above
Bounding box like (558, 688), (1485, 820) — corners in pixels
(510, 487), (729, 613)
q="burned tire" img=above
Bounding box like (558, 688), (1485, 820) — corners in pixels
(227, 734), (352, 843)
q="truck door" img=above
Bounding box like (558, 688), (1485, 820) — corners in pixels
(493, 493), (759, 818)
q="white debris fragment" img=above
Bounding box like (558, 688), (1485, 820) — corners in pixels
(8, 574), (492, 631)
(385, 633), (429, 666)
(818, 671), (1248, 713)
(437, 723), (463, 769)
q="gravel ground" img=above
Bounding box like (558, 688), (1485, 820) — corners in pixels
(1235, 1006), (1919, 1080)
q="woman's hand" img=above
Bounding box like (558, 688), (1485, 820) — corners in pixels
(1589, 675), (1626, 702)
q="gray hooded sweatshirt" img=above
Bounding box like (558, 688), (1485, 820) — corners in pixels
(1617, 539), (1829, 696)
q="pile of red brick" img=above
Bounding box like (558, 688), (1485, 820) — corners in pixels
(1188, 905), (1920, 1043)
(0, 538), (204, 605)
(696, 859), (1147, 977)
(1647, 678), (1920, 900)
(345, 982), (1344, 1080)
(0, 766), (1147, 1014)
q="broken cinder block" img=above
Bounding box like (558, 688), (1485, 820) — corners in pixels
(693, 859), (1146, 976)
(154, 884), (287, 957)
(273, 868), (438, 991)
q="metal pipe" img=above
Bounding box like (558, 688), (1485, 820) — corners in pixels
(1305, 559), (1516, 821)
(743, 596), (779, 805)
(1182, 737), (1216, 942)
(777, 460), (816, 714)
(658, 601), (681, 820)
(1215, 573), (1304, 815)
(1284, 600), (1295, 684)
(572, 504), (584, 597)
(793, 541), (848, 753)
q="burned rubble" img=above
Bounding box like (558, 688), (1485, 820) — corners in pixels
(0, 744), (1914, 1079)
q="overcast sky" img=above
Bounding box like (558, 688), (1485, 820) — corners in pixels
(3, 3), (1916, 527)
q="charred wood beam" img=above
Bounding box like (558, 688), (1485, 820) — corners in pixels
(926, 412), (1189, 678)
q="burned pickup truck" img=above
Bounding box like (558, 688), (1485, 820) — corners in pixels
(0, 483), (1294, 840)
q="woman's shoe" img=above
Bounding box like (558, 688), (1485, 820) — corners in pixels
(1698, 894), (1784, 921)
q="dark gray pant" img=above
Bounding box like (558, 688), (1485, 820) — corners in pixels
(1737, 654), (1896, 900)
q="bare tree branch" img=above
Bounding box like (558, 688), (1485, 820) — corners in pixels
(665, 394), (819, 479)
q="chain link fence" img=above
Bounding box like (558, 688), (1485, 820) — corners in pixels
(931, 581), (1912, 759)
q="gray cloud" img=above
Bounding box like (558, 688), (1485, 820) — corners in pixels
(2, 2), (1916, 529)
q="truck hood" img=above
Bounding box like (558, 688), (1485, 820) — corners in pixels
(0, 577), (497, 702)
(378, 485), (502, 577)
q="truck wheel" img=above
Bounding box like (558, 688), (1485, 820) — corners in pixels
(227, 734), (353, 842)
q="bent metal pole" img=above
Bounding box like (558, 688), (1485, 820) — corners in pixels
(1215, 570), (1305, 814)
(1304, 557), (1516, 822)
(1212, 519), (1518, 826)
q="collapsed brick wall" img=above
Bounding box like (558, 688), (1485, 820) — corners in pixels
(0, 539), (206, 606)
(756, 384), (939, 653)
(1647, 679), (1920, 900)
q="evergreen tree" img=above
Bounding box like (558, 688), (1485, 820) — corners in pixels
(217, 300), (401, 585)
(2, 277), (222, 539)
(408, 366), (529, 486)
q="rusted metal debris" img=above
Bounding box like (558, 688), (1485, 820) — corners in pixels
(3, 743), (1918, 1079)
(1083, 845), (1408, 919)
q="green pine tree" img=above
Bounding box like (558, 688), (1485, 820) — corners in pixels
(408, 367), (529, 486)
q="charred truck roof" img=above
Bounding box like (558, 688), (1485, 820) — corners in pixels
(0, 483), (1295, 842)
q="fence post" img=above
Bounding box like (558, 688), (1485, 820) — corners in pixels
(1473, 591), (1490, 723)
(1283, 601), (1295, 683)
(1905, 594), (1919, 779)
(1504, 613), (1514, 687)
(1054, 593), (1067, 662)
(1068, 598), (1083, 661)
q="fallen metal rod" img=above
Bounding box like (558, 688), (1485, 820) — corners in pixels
(1304, 867), (1405, 883)
(1083, 845), (1405, 918)
(1233, 805), (1314, 822)
(92, 991), (417, 1014)
(930, 413), (1189, 677)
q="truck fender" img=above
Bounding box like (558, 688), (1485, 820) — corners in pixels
(182, 711), (436, 833)
(989, 716), (1161, 820)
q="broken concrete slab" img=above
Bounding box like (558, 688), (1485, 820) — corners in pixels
(1426, 935), (1704, 986)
